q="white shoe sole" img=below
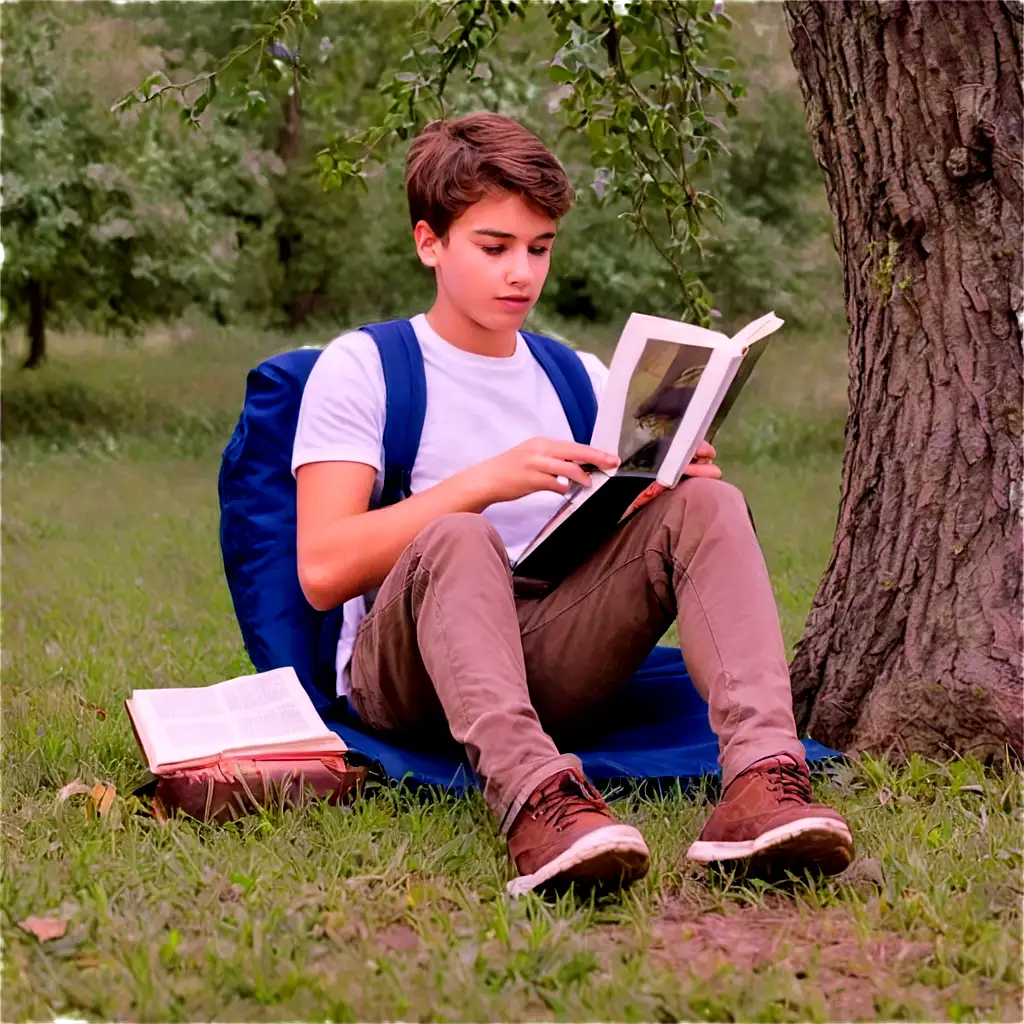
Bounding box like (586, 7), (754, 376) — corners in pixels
(507, 824), (650, 898)
(686, 816), (854, 872)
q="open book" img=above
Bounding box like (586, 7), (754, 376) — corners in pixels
(514, 311), (784, 581)
(125, 666), (346, 774)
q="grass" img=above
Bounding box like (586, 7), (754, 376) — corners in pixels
(2, 322), (1021, 1022)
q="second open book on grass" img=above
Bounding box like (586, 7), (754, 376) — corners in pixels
(125, 666), (346, 774)
(514, 311), (784, 581)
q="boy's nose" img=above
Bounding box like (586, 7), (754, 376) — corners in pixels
(506, 253), (533, 288)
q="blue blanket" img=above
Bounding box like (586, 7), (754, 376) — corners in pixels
(324, 646), (837, 792)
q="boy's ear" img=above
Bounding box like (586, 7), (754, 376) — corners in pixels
(413, 220), (441, 268)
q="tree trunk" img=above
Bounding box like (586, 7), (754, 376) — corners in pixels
(23, 278), (47, 369)
(783, 1), (1023, 762)
(276, 67), (303, 164)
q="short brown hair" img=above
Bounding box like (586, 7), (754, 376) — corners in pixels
(405, 112), (574, 237)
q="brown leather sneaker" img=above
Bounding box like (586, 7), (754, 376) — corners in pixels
(686, 754), (853, 876)
(506, 768), (650, 897)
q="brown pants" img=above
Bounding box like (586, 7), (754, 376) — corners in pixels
(350, 478), (806, 832)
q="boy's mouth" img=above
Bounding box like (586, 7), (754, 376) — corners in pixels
(497, 295), (531, 309)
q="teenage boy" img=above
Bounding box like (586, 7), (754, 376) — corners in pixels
(293, 112), (853, 894)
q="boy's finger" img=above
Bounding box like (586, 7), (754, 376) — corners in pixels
(538, 457), (591, 488)
(684, 463), (723, 479)
(550, 442), (619, 467)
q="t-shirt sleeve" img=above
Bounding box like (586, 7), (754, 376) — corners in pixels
(577, 350), (610, 404)
(291, 330), (386, 476)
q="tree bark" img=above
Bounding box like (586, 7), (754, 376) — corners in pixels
(23, 278), (47, 369)
(783, 1), (1023, 762)
(276, 67), (303, 165)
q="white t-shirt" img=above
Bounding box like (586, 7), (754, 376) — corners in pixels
(292, 313), (609, 696)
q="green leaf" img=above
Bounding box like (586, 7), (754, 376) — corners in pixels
(192, 78), (217, 118)
(548, 54), (573, 83)
(246, 90), (267, 110)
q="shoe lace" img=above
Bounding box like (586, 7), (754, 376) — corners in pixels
(530, 772), (605, 833)
(765, 759), (812, 803)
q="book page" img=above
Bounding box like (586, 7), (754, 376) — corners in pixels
(517, 312), (737, 570)
(591, 314), (728, 454)
(216, 667), (338, 753)
(655, 347), (739, 487)
(728, 312), (784, 352)
(617, 339), (712, 475)
(131, 666), (342, 771)
(131, 686), (235, 770)
(706, 340), (770, 444)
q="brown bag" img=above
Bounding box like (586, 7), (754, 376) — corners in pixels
(144, 755), (366, 824)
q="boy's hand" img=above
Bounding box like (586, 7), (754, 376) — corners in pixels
(469, 437), (620, 504)
(619, 440), (721, 520)
(683, 440), (721, 479)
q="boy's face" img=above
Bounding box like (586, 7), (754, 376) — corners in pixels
(414, 191), (555, 333)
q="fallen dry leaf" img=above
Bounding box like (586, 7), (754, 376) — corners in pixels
(878, 787), (892, 806)
(72, 693), (108, 720)
(85, 783), (117, 819)
(74, 950), (103, 971)
(57, 780), (92, 802)
(19, 916), (68, 942)
(151, 794), (169, 825)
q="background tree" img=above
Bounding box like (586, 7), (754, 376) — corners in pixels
(0, 4), (267, 366)
(782, 0), (1022, 761)
(129, 1), (447, 326)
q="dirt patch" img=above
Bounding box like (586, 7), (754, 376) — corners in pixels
(650, 900), (931, 973)
(376, 922), (422, 954)
(607, 900), (939, 1020)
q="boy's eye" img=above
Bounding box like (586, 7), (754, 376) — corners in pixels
(480, 245), (551, 256)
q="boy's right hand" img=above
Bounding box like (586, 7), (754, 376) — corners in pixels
(468, 437), (620, 504)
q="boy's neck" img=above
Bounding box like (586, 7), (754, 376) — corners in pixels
(425, 298), (518, 358)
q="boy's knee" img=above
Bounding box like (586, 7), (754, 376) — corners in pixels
(414, 512), (505, 560)
(664, 476), (751, 526)
(683, 475), (746, 509)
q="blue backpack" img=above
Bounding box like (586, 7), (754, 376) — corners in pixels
(218, 319), (598, 711)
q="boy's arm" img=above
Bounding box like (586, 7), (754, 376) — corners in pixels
(296, 437), (619, 612)
(296, 460), (486, 611)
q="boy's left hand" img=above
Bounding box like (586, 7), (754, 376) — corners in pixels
(619, 441), (720, 520)
(684, 440), (721, 479)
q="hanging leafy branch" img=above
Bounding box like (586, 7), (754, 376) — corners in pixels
(312, 1), (528, 186)
(119, 0), (742, 324)
(544, 1), (742, 322)
(315, 0), (741, 323)
(112, 0), (317, 128)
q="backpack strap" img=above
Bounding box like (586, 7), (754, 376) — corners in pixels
(313, 320), (425, 704)
(357, 322), (595, 502)
(360, 320), (427, 507)
(520, 331), (598, 444)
